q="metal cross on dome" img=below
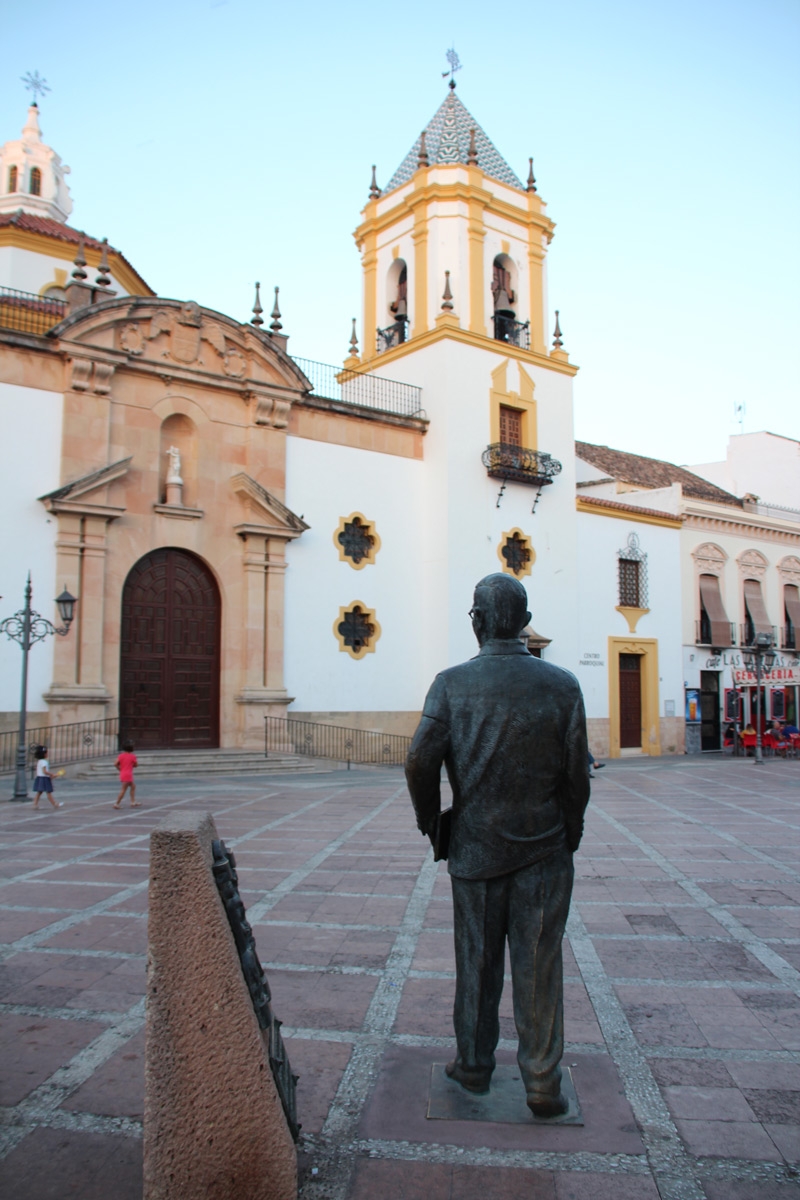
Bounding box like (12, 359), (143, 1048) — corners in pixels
(21, 70), (51, 104)
(442, 48), (462, 84)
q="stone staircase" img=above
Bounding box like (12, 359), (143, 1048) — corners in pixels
(75, 748), (325, 779)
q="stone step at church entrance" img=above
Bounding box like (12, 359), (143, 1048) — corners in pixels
(76, 749), (324, 779)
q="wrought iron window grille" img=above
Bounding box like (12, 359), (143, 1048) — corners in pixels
(338, 517), (375, 565)
(501, 531), (533, 577)
(617, 533), (649, 608)
(334, 602), (381, 659)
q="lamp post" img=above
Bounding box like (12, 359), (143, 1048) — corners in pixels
(0, 574), (77, 801)
(742, 631), (776, 765)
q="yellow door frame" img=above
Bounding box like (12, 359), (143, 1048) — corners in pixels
(608, 637), (661, 758)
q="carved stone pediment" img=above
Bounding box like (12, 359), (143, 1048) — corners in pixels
(737, 548), (768, 579)
(53, 298), (309, 397)
(778, 556), (800, 585)
(231, 473), (309, 541)
(38, 457), (131, 519)
(692, 541), (726, 576)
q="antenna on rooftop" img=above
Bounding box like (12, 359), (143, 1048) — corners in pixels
(734, 400), (745, 434)
(21, 70), (51, 106)
(442, 48), (462, 88)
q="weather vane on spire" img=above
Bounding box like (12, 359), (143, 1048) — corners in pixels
(21, 70), (51, 106)
(442, 48), (462, 87)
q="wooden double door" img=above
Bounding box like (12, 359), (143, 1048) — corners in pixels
(120, 549), (221, 749)
(619, 653), (642, 748)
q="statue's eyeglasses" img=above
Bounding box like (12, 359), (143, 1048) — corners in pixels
(468, 607), (480, 620)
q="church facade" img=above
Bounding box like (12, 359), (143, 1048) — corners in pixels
(2, 91), (794, 759)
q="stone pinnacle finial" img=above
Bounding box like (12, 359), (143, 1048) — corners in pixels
(441, 271), (454, 312)
(467, 128), (478, 166)
(369, 165), (380, 199)
(552, 310), (563, 350)
(417, 131), (429, 169)
(270, 287), (282, 333)
(95, 238), (111, 288)
(251, 282), (264, 327)
(349, 318), (359, 357)
(71, 234), (87, 281)
(527, 157), (537, 193)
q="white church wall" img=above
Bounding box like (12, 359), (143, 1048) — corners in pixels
(0, 245), (131, 298)
(283, 434), (427, 722)
(576, 509), (684, 753)
(0, 382), (63, 725)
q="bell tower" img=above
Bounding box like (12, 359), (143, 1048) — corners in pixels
(0, 105), (73, 223)
(349, 82), (580, 677)
(353, 81), (561, 365)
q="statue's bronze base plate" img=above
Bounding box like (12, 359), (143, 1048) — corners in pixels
(427, 1063), (583, 1126)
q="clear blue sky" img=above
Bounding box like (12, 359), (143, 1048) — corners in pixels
(4, 0), (799, 467)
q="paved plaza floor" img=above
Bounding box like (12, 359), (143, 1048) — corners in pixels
(0, 756), (799, 1199)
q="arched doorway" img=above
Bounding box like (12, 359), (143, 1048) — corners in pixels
(120, 549), (220, 748)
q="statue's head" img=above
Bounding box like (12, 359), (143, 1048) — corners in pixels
(470, 574), (531, 646)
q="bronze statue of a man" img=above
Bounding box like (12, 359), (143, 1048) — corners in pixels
(406, 573), (590, 1117)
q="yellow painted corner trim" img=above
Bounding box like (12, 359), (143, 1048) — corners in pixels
(372, 323), (579, 376)
(576, 497), (682, 529)
(607, 636), (661, 759)
(333, 601), (382, 660)
(333, 513), (381, 570)
(0, 227), (153, 296)
(497, 528), (535, 578)
(615, 605), (650, 634)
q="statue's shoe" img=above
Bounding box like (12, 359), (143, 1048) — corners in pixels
(445, 1059), (491, 1094)
(527, 1092), (569, 1118)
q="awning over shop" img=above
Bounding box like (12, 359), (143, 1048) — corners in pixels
(743, 578), (773, 637)
(699, 574), (733, 647)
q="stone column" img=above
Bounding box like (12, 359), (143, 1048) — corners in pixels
(45, 512), (112, 724)
(235, 533), (293, 748)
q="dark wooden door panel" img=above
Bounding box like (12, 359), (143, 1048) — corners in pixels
(619, 654), (641, 749)
(120, 549), (220, 749)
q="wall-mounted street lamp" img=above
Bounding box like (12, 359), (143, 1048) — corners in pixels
(742, 631), (776, 765)
(0, 574), (77, 801)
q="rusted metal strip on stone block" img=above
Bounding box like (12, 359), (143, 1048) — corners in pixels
(211, 838), (300, 1141)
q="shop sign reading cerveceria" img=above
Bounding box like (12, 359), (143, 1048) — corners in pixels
(732, 667), (800, 685)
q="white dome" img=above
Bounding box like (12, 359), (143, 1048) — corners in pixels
(0, 105), (73, 223)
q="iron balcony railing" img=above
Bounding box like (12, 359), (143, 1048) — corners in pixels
(265, 716), (410, 768)
(739, 624), (779, 649)
(0, 286), (67, 336)
(291, 356), (424, 419)
(492, 314), (530, 349)
(376, 319), (408, 352)
(0, 716), (120, 775)
(695, 619), (736, 648)
(482, 443), (563, 488)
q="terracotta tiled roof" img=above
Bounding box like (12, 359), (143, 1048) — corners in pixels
(577, 495), (683, 522)
(575, 440), (742, 506)
(0, 211), (152, 293)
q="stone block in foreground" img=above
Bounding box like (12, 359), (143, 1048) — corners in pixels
(144, 811), (297, 1200)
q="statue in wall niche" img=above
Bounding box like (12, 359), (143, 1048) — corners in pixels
(166, 445), (182, 483)
(165, 445), (183, 506)
(405, 573), (590, 1118)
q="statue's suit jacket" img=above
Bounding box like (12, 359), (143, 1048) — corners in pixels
(406, 640), (590, 880)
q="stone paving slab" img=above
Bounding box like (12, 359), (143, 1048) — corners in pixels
(0, 758), (799, 1198)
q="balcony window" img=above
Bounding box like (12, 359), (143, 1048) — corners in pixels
(698, 574), (733, 647)
(617, 532), (648, 608)
(743, 578), (772, 645)
(499, 404), (522, 446)
(785, 584), (800, 649)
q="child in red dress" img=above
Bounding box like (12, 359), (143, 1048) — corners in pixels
(113, 741), (139, 809)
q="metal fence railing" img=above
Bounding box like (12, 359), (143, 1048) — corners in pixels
(265, 716), (411, 768)
(0, 717), (120, 775)
(292, 356), (424, 419)
(0, 286), (67, 336)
